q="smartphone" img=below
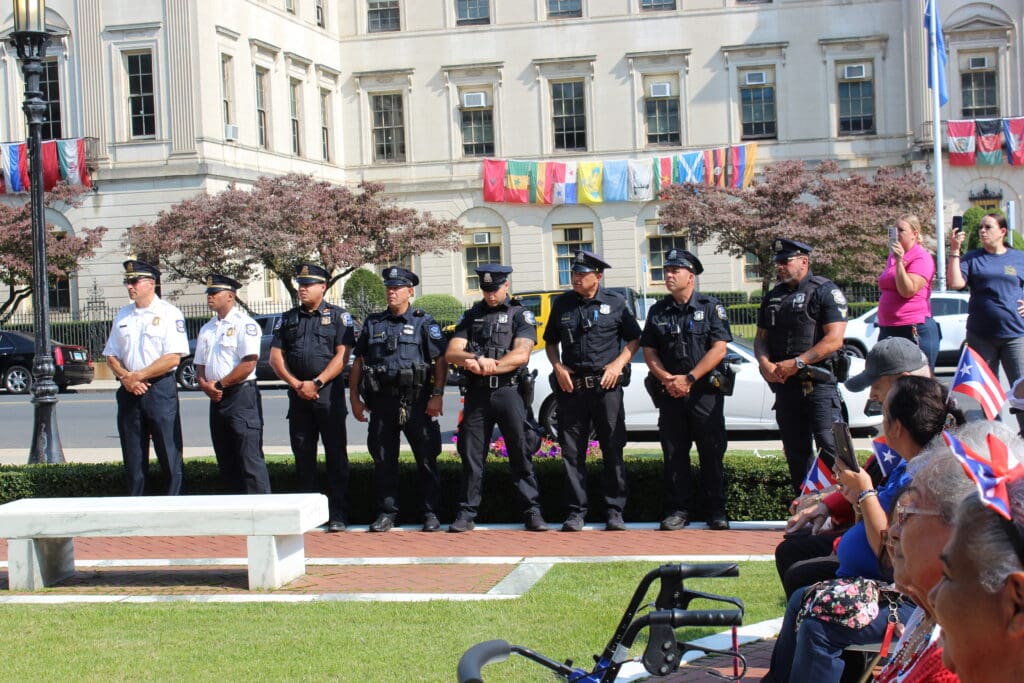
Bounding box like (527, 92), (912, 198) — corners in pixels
(952, 215), (964, 235)
(831, 420), (860, 472)
(887, 225), (898, 248)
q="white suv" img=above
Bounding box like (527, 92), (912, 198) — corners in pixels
(843, 291), (970, 367)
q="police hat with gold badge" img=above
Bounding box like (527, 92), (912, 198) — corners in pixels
(771, 238), (813, 263)
(123, 260), (160, 282)
(382, 266), (419, 287)
(475, 264), (512, 292)
(664, 249), (704, 275)
(205, 273), (241, 295)
(570, 250), (612, 273)
(295, 263), (330, 285)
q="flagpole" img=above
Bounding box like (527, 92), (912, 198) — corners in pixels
(929, 0), (947, 290)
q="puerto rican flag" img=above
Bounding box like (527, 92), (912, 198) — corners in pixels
(943, 431), (1024, 520)
(800, 455), (838, 495)
(867, 436), (902, 478)
(951, 345), (1007, 420)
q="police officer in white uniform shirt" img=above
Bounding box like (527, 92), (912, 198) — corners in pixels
(103, 260), (190, 495)
(194, 274), (271, 494)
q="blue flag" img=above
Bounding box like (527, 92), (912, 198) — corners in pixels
(924, 0), (948, 106)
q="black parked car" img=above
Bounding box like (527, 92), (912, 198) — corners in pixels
(177, 313), (283, 391)
(0, 329), (95, 394)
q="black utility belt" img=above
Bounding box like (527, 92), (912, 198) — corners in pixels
(571, 374), (607, 390)
(465, 373), (519, 389)
(221, 379), (257, 391)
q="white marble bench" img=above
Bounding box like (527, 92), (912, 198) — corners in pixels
(0, 494), (329, 591)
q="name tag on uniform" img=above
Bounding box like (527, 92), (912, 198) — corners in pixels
(152, 317), (161, 326)
(402, 325), (414, 335)
(599, 304), (611, 315)
(498, 313), (508, 323)
(226, 327), (236, 336)
(321, 316), (332, 325)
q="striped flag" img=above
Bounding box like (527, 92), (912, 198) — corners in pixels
(529, 161), (554, 204)
(653, 156), (674, 194)
(1, 143), (29, 193)
(975, 119), (1004, 165)
(868, 436), (902, 478)
(943, 431), (1024, 520)
(1003, 118), (1024, 165)
(56, 138), (91, 187)
(504, 160), (530, 203)
(951, 345), (1007, 420)
(800, 455), (838, 495)
(704, 147), (727, 187)
(947, 120), (976, 166)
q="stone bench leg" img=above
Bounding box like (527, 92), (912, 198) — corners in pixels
(7, 538), (75, 591)
(246, 534), (305, 590)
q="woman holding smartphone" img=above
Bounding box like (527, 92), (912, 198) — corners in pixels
(947, 212), (1024, 435)
(877, 214), (939, 369)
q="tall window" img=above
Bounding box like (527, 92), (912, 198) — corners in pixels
(644, 80), (680, 146)
(554, 224), (594, 286)
(640, 0), (676, 9)
(648, 234), (687, 282)
(40, 60), (62, 141)
(255, 66), (270, 149)
(126, 52), (156, 138)
(961, 57), (998, 118)
(744, 252), (760, 281)
(48, 276), (71, 312)
(548, 0), (582, 18)
(463, 228), (502, 291)
(368, 0), (400, 32)
(316, 0), (326, 28)
(221, 55), (234, 126)
(371, 93), (405, 162)
(456, 0), (489, 25)
(289, 78), (303, 156)
(285, 0), (295, 13)
(461, 92), (494, 157)
(552, 80), (587, 151)
(320, 88), (333, 162)
(837, 63), (874, 135)
(739, 67), (776, 140)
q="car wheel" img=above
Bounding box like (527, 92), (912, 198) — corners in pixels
(842, 343), (865, 359)
(3, 364), (32, 394)
(539, 395), (559, 439)
(176, 359), (199, 391)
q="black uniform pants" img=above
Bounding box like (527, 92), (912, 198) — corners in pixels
(287, 383), (348, 522)
(773, 379), (843, 492)
(116, 372), (184, 496)
(557, 384), (628, 517)
(658, 389), (727, 517)
(366, 393), (441, 517)
(456, 384), (541, 519)
(210, 381), (271, 495)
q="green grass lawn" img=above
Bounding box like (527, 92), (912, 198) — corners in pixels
(2, 561), (783, 681)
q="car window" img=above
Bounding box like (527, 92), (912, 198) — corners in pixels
(0, 332), (10, 350)
(259, 316), (278, 334)
(931, 297), (962, 317)
(518, 296), (542, 318)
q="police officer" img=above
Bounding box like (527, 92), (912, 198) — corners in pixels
(754, 238), (849, 492)
(269, 263), (356, 532)
(102, 260), (190, 495)
(545, 250), (642, 532)
(641, 250), (732, 530)
(445, 264), (548, 533)
(349, 266), (447, 532)
(194, 274), (271, 495)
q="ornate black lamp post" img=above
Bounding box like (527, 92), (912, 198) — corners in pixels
(11, 0), (63, 464)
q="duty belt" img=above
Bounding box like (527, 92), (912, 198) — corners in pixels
(467, 372), (519, 389)
(572, 374), (605, 390)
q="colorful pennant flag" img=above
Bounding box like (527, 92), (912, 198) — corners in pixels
(976, 119), (1004, 165)
(529, 161), (554, 204)
(653, 156), (674, 194)
(951, 345), (1007, 420)
(1003, 118), (1024, 165)
(627, 159), (653, 201)
(577, 161), (603, 204)
(676, 151), (705, 184)
(800, 455), (838, 496)
(553, 162), (577, 204)
(504, 160), (530, 203)
(947, 120), (977, 166)
(943, 431), (1024, 521)
(602, 159), (628, 202)
(482, 158), (506, 202)
(868, 436), (902, 478)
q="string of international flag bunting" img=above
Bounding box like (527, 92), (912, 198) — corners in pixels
(946, 118), (1024, 167)
(0, 137), (92, 194)
(800, 344), (1010, 496)
(481, 143), (758, 204)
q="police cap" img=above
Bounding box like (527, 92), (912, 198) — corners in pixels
(664, 249), (703, 275)
(295, 263), (330, 285)
(571, 250), (612, 273)
(476, 264), (512, 292)
(772, 238), (813, 263)
(381, 266), (419, 288)
(205, 273), (241, 295)
(122, 260), (160, 282)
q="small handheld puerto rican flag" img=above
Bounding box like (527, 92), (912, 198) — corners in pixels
(800, 455), (838, 496)
(951, 345), (1007, 420)
(867, 436), (902, 478)
(943, 431), (1024, 520)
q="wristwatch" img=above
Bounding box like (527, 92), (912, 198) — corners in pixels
(312, 378), (325, 389)
(430, 387), (444, 397)
(795, 358), (806, 370)
(685, 373), (696, 384)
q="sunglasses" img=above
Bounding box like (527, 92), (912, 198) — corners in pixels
(122, 277), (153, 286)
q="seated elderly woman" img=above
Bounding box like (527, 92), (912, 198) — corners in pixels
(929, 438), (1024, 682)
(874, 420), (1022, 683)
(763, 376), (963, 682)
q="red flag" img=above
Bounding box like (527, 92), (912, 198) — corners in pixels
(17, 143), (29, 190)
(41, 140), (60, 190)
(947, 120), (976, 166)
(654, 156), (673, 193)
(709, 148), (727, 187)
(482, 158), (506, 202)
(1003, 118), (1024, 165)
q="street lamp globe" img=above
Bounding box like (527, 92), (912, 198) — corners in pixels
(12, 0), (46, 34)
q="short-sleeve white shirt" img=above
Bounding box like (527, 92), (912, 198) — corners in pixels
(193, 305), (262, 382)
(102, 296), (190, 372)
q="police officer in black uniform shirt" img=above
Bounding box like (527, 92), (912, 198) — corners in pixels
(269, 263), (356, 532)
(642, 250), (732, 530)
(754, 239), (849, 492)
(544, 250), (642, 532)
(445, 264), (549, 533)
(349, 267), (448, 533)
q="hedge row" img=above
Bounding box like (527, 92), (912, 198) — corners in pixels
(0, 454), (793, 524)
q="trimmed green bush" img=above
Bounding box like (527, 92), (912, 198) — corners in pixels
(0, 453), (793, 523)
(415, 293), (465, 327)
(342, 268), (386, 325)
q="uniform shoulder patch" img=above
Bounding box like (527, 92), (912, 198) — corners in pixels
(175, 320), (185, 333)
(245, 323), (259, 336)
(273, 316), (283, 330)
(342, 312), (354, 326)
(830, 289), (847, 306)
(428, 324), (442, 340)
(523, 310), (537, 325)
(716, 304), (728, 320)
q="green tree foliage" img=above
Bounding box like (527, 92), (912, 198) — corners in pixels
(960, 206), (1024, 251)
(342, 268), (385, 324)
(414, 293), (464, 326)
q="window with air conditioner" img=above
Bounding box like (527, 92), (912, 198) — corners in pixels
(837, 61), (874, 135)
(462, 91), (487, 108)
(744, 71), (767, 86)
(739, 67), (775, 140)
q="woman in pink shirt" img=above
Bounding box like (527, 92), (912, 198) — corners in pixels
(877, 214), (938, 369)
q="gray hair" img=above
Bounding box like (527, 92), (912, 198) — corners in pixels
(943, 421), (1024, 593)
